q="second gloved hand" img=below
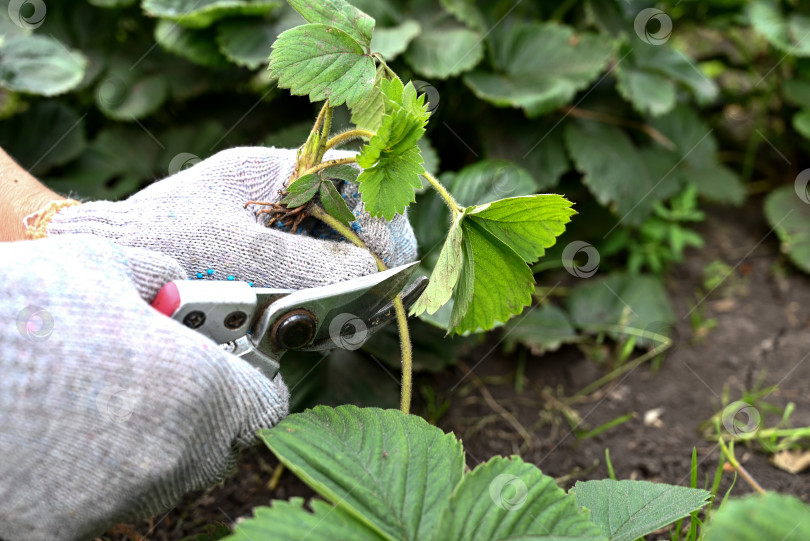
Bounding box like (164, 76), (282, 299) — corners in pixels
(45, 147), (418, 289)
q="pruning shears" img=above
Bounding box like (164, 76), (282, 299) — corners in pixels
(151, 263), (428, 379)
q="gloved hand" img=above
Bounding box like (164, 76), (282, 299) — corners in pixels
(0, 235), (289, 541)
(43, 147), (418, 288)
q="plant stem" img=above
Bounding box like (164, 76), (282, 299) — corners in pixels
(563, 106), (677, 151)
(422, 170), (463, 214)
(313, 101), (330, 135)
(326, 129), (375, 150)
(308, 204), (415, 414)
(302, 156), (358, 178)
(317, 104), (333, 162)
(716, 431), (766, 494)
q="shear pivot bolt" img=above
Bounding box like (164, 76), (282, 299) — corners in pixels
(224, 311), (248, 329)
(275, 311), (316, 350)
(183, 311), (206, 329)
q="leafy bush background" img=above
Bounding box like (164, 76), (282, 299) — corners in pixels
(2, 0), (809, 397)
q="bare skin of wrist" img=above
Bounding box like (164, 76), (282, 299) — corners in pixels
(0, 147), (64, 242)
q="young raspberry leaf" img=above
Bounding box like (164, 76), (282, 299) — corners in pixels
(280, 173), (320, 207)
(452, 220), (534, 334)
(319, 179), (356, 227)
(321, 163), (360, 183)
(410, 215), (464, 316)
(356, 145), (424, 219)
(269, 24), (376, 108)
(288, 0), (375, 50)
(467, 194), (576, 263)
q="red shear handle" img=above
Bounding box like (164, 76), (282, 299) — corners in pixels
(151, 282), (181, 317)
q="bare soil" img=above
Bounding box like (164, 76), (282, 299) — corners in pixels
(104, 200), (810, 540)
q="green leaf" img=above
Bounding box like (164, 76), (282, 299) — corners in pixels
(410, 215), (463, 316)
(445, 159), (538, 207)
(269, 23), (376, 108)
(440, 0), (487, 32)
(356, 144), (424, 219)
(0, 35), (87, 96)
(615, 68), (676, 117)
(261, 405), (465, 541)
(483, 124), (569, 191)
(142, 0), (281, 29)
(288, 0), (375, 50)
(322, 163), (360, 183)
(571, 479), (710, 541)
(370, 20), (420, 61)
(703, 493), (810, 540)
(765, 186), (810, 274)
(625, 43), (718, 106)
(280, 173), (320, 207)
(436, 456), (606, 540)
(351, 64), (389, 132)
(566, 272), (675, 344)
(454, 220), (534, 334)
(503, 305), (578, 356)
(794, 109), (810, 140)
(405, 26), (483, 80)
(319, 179), (356, 226)
(0, 102), (86, 176)
(749, 0), (810, 57)
(448, 232), (474, 331)
(95, 70), (169, 121)
(218, 7), (306, 69)
(155, 19), (229, 67)
(357, 109), (424, 167)
(468, 194), (576, 262)
(226, 498), (385, 541)
(463, 22), (612, 117)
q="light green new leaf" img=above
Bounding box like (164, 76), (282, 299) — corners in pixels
(371, 20), (421, 61)
(322, 163), (360, 183)
(464, 23), (612, 117)
(261, 406), (465, 541)
(142, 0), (281, 28)
(0, 35), (87, 96)
(269, 23), (376, 108)
(436, 456), (606, 540)
(703, 492), (810, 540)
(454, 220), (534, 334)
(468, 194), (576, 262)
(226, 498), (385, 541)
(405, 26), (483, 80)
(280, 173), (320, 208)
(572, 479), (710, 541)
(155, 19), (229, 68)
(319, 179), (356, 226)
(357, 145), (424, 219)
(765, 186), (810, 274)
(288, 0), (375, 50)
(357, 108), (425, 167)
(410, 215), (464, 316)
(503, 305), (578, 356)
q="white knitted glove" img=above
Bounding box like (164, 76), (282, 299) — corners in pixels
(45, 147), (418, 289)
(0, 235), (289, 541)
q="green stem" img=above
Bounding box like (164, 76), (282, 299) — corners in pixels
(326, 129), (375, 150)
(422, 170), (463, 214)
(309, 204), (415, 414)
(302, 156), (358, 178)
(716, 428), (766, 494)
(312, 101), (330, 135)
(317, 104), (333, 163)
